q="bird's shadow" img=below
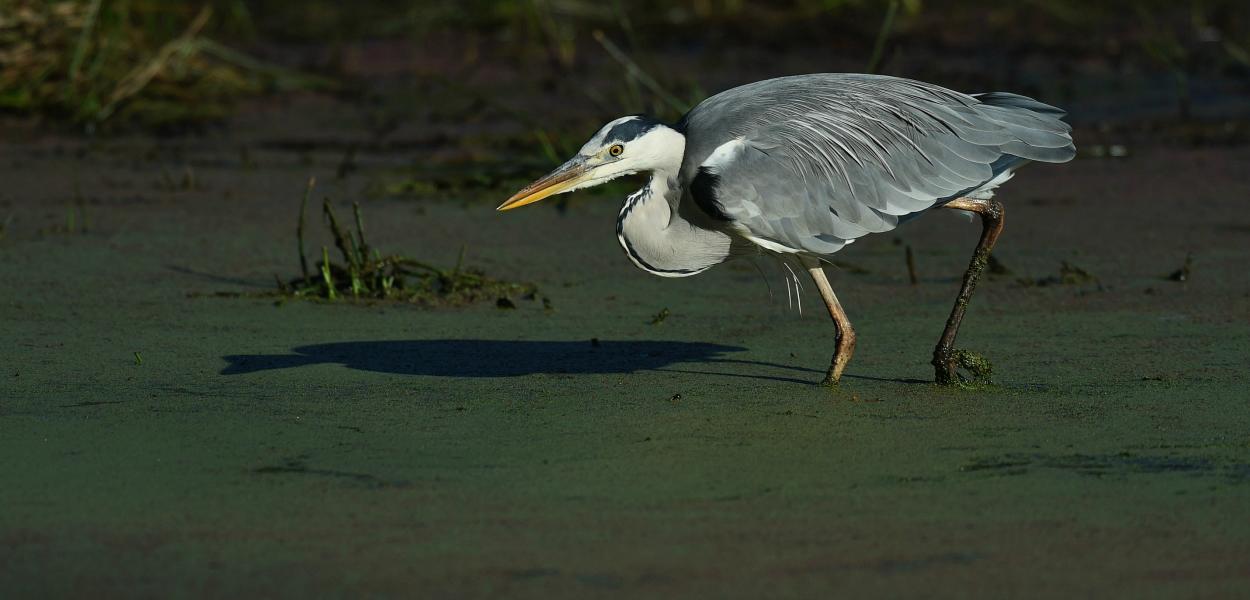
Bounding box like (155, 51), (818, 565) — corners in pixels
(222, 339), (825, 384)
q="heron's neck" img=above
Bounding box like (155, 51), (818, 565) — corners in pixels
(616, 174), (731, 278)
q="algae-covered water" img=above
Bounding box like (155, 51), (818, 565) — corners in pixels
(2, 110), (1248, 596)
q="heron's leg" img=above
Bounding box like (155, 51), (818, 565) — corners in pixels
(803, 258), (857, 385)
(932, 197), (1005, 384)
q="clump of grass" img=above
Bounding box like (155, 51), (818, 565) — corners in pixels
(157, 164), (199, 191)
(986, 254), (1013, 276)
(1164, 253), (1193, 282)
(1056, 261), (1098, 285)
(0, 1), (328, 129)
(951, 349), (993, 386)
(39, 202), (91, 235)
(1019, 260), (1101, 288)
(277, 177), (539, 308)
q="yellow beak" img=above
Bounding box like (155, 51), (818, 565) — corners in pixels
(497, 158), (591, 211)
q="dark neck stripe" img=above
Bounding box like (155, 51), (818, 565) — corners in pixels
(616, 184), (700, 276)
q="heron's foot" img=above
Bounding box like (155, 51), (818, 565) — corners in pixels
(933, 347), (957, 385)
(820, 345), (854, 386)
(933, 348), (993, 386)
(820, 369), (840, 387)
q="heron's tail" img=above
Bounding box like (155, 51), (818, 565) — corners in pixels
(971, 92), (1076, 164)
(973, 92), (1067, 117)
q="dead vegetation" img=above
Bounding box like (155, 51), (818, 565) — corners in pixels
(1165, 253), (1193, 282)
(1019, 260), (1102, 289)
(273, 178), (541, 308)
(0, 0), (327, 128)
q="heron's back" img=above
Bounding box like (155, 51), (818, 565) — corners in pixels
(676, 74), (1075, 255)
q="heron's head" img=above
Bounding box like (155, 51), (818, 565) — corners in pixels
(498, 115), (684, 211)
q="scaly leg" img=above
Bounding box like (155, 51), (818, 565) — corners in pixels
(803, 258), (856, 385)
(932, 197), (1005, 384)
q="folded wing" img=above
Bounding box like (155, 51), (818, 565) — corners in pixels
(678, 74), (1075, 255)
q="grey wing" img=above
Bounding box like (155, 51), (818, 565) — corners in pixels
(679, 74), (1075, 255)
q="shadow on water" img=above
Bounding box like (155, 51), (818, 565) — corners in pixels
(221, 339), (822, 383)
(167, 265), (272, 288)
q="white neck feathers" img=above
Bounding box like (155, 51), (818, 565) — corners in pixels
(616, 176), (731, 278)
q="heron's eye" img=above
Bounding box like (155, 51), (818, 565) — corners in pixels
(608, 144), (624, 157)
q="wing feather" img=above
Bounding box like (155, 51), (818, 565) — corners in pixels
(679, 74), (1075, 255)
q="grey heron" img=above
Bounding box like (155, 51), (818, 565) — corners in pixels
(499, 74), (1075, 385)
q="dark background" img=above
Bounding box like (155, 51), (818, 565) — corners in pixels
(5, 1), (1250, 135)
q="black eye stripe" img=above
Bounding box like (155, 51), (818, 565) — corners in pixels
(604, 116), (662, 142)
